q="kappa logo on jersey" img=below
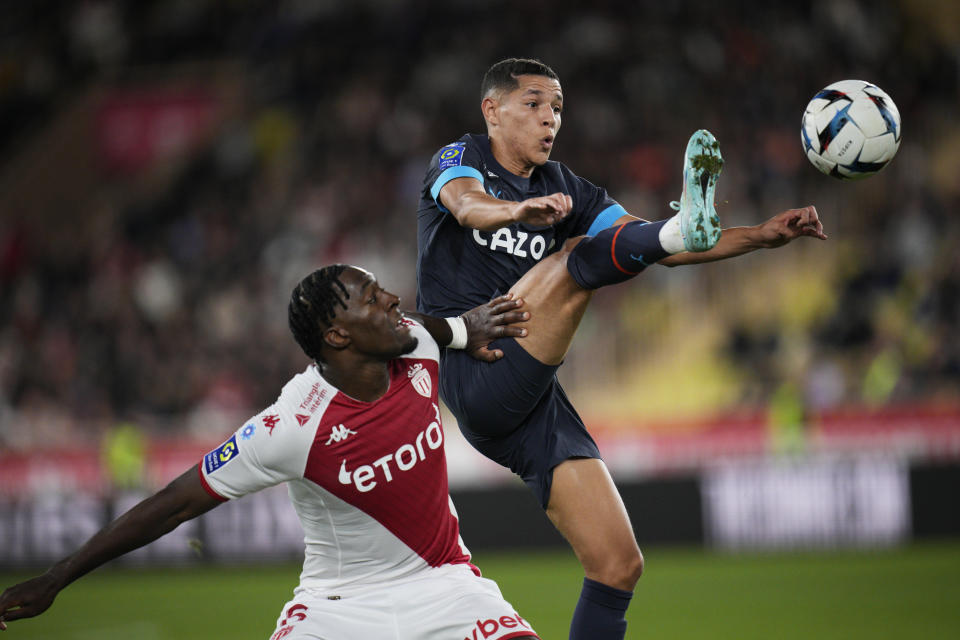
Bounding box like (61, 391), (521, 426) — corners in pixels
(407, 363), (432, 398)
(262, 414), (280, 435)
(438, 143), (466, 170)
(325, 423), (357, 445)
(204, 435), (240, 474)
(338, 403), (443, 492)
(462, 612), (533, 640)
(473, 228), (548, 260)
(295, 413), (311, 427)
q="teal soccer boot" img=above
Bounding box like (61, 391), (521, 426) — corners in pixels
(669, 129), (723, 252)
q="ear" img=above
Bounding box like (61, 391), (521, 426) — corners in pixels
(481, 95), (500, 128)
(323, 325), (351, 351)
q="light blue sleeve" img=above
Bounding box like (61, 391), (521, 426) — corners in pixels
(429, 166), (485, 213)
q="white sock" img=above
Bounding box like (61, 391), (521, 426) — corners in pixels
(659, 214), (686, 253)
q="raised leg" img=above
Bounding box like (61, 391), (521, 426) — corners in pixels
(506, 238), (594, 365)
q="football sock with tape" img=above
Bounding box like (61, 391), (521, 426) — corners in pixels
(569, 577), (633, 640)
(566, 219), (671, 290)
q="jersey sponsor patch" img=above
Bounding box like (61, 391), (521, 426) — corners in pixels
(462, 612), (535, 640)
(438, 144), (466, 170)
(336, 403), (443, 492)
(204, 435), (240, 474)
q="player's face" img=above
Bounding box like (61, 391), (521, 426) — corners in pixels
(335, 267), (418, 359)
(490, 74), (563, 169)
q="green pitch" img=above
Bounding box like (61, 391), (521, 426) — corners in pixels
(2, 542), (958, 639)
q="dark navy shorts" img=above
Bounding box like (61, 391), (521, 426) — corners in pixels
(440, 337), (601, 509)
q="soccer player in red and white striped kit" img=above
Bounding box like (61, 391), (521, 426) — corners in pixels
(0, 265), (539, 640)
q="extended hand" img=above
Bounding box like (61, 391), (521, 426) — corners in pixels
(0, 574), (62, 630)
(460, 294), (529, 362)
(512, 193), (572, 227)
(756, 206), (827, 248)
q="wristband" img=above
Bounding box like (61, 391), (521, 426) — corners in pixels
(445, 317), (468, 349)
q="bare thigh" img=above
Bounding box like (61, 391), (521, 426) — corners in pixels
(508, 238), (592, 365)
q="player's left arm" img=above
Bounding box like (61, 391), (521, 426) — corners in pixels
(0, 466), (220, 630)
(658, 205), (826, 266)
(403, 294), (529, 362)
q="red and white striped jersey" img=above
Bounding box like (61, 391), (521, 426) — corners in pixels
(199, 320), (476, 592)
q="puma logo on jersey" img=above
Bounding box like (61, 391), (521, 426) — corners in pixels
(473, 228), (547, 260)
(325, 424), (356, 445)
(338, 404), (443, 492)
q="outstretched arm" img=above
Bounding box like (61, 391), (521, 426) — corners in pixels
(404, 294), (530, 362)
(0, 466), (221, 630)
(659, 206), (827, 266)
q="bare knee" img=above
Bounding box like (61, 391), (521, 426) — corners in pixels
(546, 458), (645, 590)
(581, 544), (644, 591)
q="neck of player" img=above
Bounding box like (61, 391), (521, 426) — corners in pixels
(318, 359), (390, 403)
(489, 135), (537, 178)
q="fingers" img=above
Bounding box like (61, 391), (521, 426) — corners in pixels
(537, 195), (568, 225)
(0, 591), (12, 625)
(796, 205), (827, 240)
(471, 346), (503, 362)
(807, 206), (826, 239)
(486, 294), (529, 328)
(551, 193), (572, 215)
(496, 304), (529, 321)
(780, 206), (827, 241)
(497, 322), (528, 338)
(0, 607), (26, 623)
(542, 192), (571, 214)
(488, 294), (524, 315)
(520, 193), (572, 225)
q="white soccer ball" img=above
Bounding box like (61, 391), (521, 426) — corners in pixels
(801, 79), (901, 180)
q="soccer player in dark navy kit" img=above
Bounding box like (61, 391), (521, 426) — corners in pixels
(417, 58), (827, 640)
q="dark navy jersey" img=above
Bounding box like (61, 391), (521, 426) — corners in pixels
(416, 133), (627, 316)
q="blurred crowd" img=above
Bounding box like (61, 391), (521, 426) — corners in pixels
(1, 0), (958, 450)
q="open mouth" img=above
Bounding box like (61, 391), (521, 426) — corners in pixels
(542, 136), (554, 148)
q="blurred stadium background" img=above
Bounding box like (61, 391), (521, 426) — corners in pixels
(1, 0), (958, 637)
